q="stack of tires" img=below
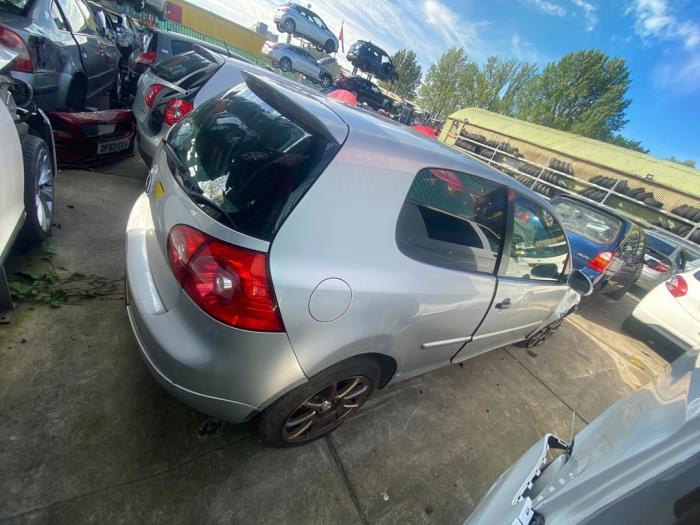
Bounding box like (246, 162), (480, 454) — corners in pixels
(541, 158), (574, 190)
(580, 175), (664, 209)
(455, 129), (486, 154)
(670, 206), (700, 243)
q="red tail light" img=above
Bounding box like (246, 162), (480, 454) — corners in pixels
(167, 224), (284, 332)
(587, 250), (614, 272)
(163, 98), (193, 126)
(666, 275), (688, 298)
(144, 83), (165, 108)
(135, 51), (156, 66)
(0, 27), (33, 73)
(650, 260), (671, 272)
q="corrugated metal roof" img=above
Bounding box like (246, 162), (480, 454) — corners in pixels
(448, 107), (700, 197)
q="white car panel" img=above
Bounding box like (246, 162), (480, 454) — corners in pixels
(0, 99), (25, 261)
(632, 269), (700, 350)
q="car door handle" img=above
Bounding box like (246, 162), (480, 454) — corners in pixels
(495, 298), (512, 310)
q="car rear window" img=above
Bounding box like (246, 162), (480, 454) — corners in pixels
(166, 84), (338, 241)
(644, 234), (675, 257)
(553, 199), (622, 244)
(151, 51), (217, 88)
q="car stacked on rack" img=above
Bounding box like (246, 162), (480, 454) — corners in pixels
(261, 41), (335, 87)
(273, 3), (338, 53)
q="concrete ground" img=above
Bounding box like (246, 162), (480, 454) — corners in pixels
(0, 158), (673, 524)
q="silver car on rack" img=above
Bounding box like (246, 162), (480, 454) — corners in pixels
(126, 72), (593, 447)
(273, 3), (338, 53)
(261, 41), (334, 87)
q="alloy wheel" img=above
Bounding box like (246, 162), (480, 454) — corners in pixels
(34, 149), (54, 234)
(282, 376), (370, 443)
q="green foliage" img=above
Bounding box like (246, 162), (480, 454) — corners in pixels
(418, 48), (537, 120)
(667, 156), (696, 168)
(606, 134), (649, 153)
(378, 49), (422, 99)
(515, 50), (631, 141)
(9, 268), (120, 307)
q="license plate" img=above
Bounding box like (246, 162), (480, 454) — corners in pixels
(97, 139), (130, 155)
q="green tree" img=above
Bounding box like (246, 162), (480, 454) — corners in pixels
(417, 48), (473, 120)
(463, 56), (538, 115)
(378, 49), (422, 99)
(606, 134), (649, 153)
(667, 156), (696, 168)
(515, 50), (631, 141)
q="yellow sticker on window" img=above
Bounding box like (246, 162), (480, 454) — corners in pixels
(154, 181), (164, 201)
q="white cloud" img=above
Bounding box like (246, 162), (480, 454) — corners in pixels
(628, 0), (700, 49)
(570, 0), (598, 31)
(652, 53), (700, 94)
(520, 0), (567, 17)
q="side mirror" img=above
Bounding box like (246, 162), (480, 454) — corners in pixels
(569, 270), (593, 296)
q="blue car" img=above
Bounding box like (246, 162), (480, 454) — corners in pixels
(551, 195), (645, 299)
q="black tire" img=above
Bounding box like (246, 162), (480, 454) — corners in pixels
(324, 39), (335, 53)
(319, 73), (332, 88)
(283, 17), (296, 34)
(17, 135), (54, 249)
(279, 56), (292, 72)
(691, 230), (700, 244)
(255, 356), (381, 447)
(691, 210), (700, 222)
(66, 76), (86, 111)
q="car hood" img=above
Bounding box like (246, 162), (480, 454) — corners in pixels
(465, 349), (700, 524)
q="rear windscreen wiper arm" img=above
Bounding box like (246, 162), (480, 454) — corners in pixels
(162, 138), (238, 230)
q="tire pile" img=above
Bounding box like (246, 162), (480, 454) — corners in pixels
(652, 206), (700, 243)
(580, 175), (664, 208)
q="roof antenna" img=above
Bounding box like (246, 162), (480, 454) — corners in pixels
(209, 10), (232, 57)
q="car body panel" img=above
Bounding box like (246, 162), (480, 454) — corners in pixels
(0, 97), (25, 263)
(48, 108), (135, 168)
(633, 269), (700, 350)
(466, 349), (700, 525)
(346, 40), (398, 82)
(0, 0), (119, 110)
(262, 42), (332, 83)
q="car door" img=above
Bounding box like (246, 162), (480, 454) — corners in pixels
(612, 227), (644, 289)
(391, 168), (508, 374)
(297, 49), (318, 78)
(453, 191), (571, 362)
(369, 82), (384, 108)
(58, 0), (113, 98)
(296, 7), (315, 41)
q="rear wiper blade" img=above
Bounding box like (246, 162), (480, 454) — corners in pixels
(162, 139), (238, 230)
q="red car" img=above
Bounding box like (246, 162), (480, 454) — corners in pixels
(49, 110), (135, 168)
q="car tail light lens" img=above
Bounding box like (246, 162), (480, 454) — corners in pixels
(0, 27), (33, 73)
(650, 260), (671, 272)
(163, 98), (193, 126)
(587, 250), (614, 272)
(135, 51), (156, 66)
(144, 83), (165, 108)
(167, 224), (284, 332)
(666, 275), (688, 298)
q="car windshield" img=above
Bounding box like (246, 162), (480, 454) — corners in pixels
(167, 85), (337, 241)
(0, 0), (32, 15)
(553, 199), (622, 244)
(645, 234), (675, 257)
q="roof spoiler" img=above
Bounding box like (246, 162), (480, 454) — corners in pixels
(192, 44), (226, 67)
(241, 71), (340, 145)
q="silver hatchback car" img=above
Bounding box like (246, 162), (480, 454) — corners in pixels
(273, 3), (338, 53)
(126, 72), (592, 446)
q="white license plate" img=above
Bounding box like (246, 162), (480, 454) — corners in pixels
(97, 139), (130, 155)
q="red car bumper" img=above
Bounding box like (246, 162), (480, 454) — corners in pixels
(48, 110), (136, 169)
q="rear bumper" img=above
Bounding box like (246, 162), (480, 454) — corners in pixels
(125, 193), (307, 422)
(632, 286), (700, 350)
(635, 268), (665, 291)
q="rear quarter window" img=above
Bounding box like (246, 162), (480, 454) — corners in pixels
(151, 51), (216, 86)
(167, 84), (339, 241)
(396, 168), (507, 274)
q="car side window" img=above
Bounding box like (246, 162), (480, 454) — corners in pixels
(505, 194), (569, 282)
(51, 1), (69, 31)
(58, 0), (87, 33)
(75, 0), (98, 35)
(396, 168), (507, 274)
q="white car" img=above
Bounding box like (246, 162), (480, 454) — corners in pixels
(0, 47), (56, 319)
(261, 41), (335, 87)
(273, 3), (339, 53)
(631, 268), (700, 350)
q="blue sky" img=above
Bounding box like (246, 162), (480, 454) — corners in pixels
(204, 0), (700, 164)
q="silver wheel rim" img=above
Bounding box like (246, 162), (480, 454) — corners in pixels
(35, 149), (54, 233)
(284, 19), (294, 32)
